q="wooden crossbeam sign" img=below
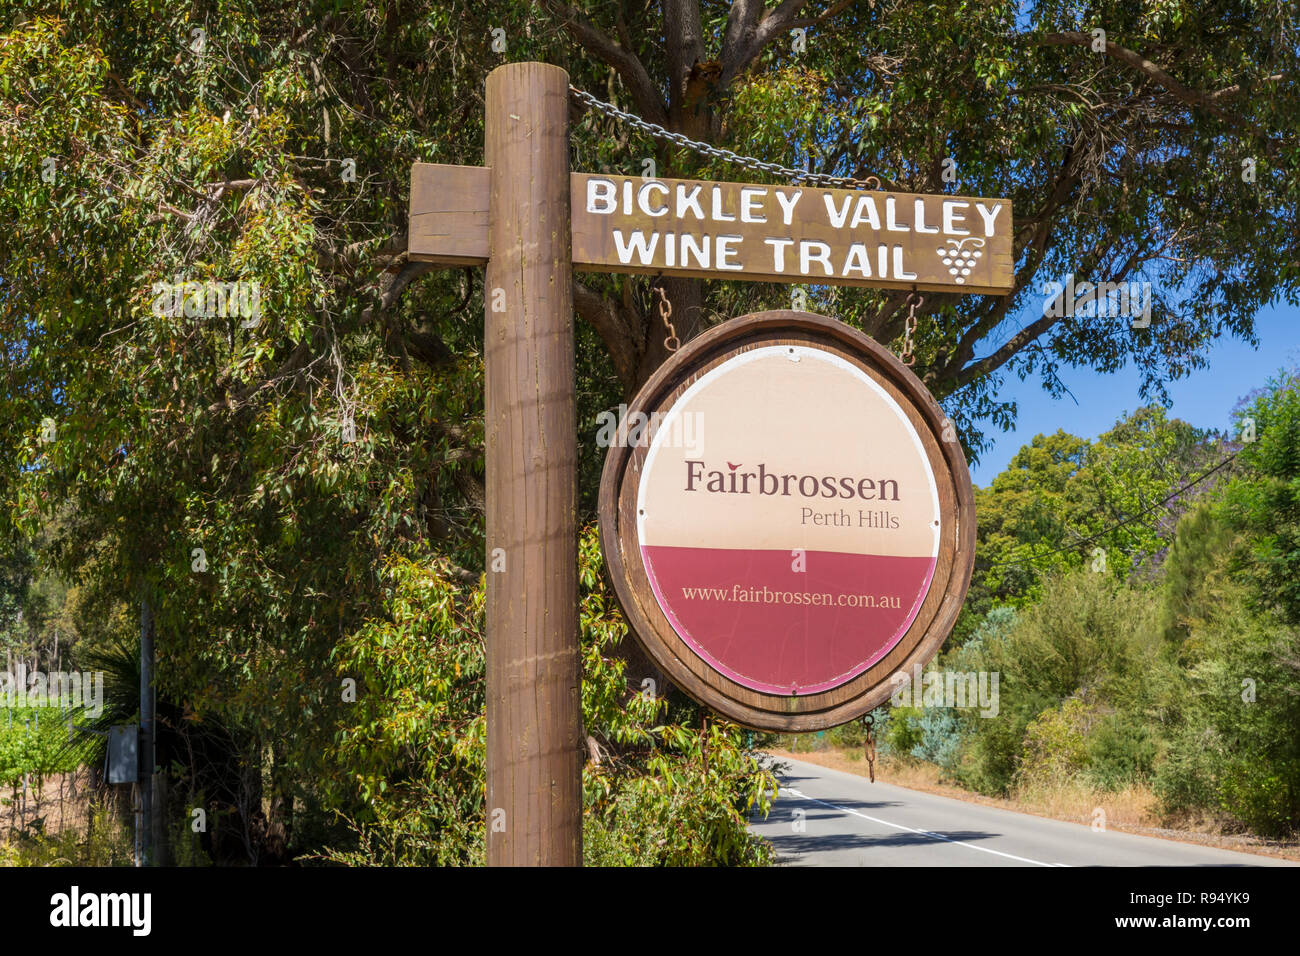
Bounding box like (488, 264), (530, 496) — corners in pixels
(412, 169), (1014, 294)
(410, 61), (1011, 868)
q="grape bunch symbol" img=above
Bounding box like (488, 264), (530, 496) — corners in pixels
(936, 238), (985, 284)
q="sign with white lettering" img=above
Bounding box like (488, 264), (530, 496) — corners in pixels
(599, 311), (975, 730)
(409, 165), (1014, 293)
(573, 173), (1013, 293)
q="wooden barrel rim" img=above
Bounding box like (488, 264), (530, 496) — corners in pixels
(598, 310), (976, 731)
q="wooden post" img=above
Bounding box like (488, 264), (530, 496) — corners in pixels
(483, 62), (582, 866)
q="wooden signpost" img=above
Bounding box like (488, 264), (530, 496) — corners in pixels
(408, 61), (1012, 866)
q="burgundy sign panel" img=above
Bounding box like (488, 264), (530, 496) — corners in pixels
(635, 345), (940, 695)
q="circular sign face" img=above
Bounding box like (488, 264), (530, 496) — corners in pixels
(599, 311), (974, 731)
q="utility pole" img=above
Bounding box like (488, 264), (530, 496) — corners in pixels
(483, 62), (583, 866)
(139, 595), (154, 866)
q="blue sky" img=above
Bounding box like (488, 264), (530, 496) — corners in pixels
(967, 301), (1299, 486)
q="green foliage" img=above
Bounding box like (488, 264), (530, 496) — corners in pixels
(315, 527), (776, 867)
(0, 705), (95, 789)
(976, 571), (1158, 706)
(968, 408), (1223, 617)
(974, 429), (1091, 604)
(1158, 501), (1240, 653)
(1152, 723), (1222, 819)
(907, 707), (964, 772)
(881, 379), (1300, 838)
(1222, 374), (1300, 626)
(316, 553), (486, 866)
(1151, 574), (1300, 836)
(825, 710), (879, 752)
(1015, 695), (1097, 790)
(950, 570), (1160, 794)
(968, 606), (1017, 647)
(1084, 714), (1159, 790)
(881, 705), (924, 759)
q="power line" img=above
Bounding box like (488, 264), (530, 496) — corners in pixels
(987, 450), (1241, 569)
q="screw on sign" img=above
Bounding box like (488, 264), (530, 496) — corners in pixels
(406, 62), (1008, 864)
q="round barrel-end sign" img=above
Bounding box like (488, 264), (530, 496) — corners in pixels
(599, 311), (974, 731)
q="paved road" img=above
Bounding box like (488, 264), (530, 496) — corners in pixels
(749, 756), (1296, 866)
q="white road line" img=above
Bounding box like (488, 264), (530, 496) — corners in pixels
(781, 786), (1067, 867)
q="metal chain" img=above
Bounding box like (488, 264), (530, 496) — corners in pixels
(863, 713), (877, 783)
(569, 85), (881, 191)
(653, 285), (680, 351)
(900, 291), (924, 366)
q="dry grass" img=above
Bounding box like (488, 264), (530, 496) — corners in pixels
(1015, 779), (1158, 830)
(769, 746), (1300, 862)
(1, 770), (98, 842)
(1, 772), (136, 866)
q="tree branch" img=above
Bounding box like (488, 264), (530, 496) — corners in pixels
(361, 260), (434, 322)
(953, 312), (1064, 390)
(721, 0), (766, 84)
(543, 0), (668, 125)
(1210, 73), (1283, 100)
(790, 0), (856, 29)
(573, 279), (641, 390)
(953, 235), (1149, 391)
(316, 232), (409, 275)
(1032, 31), (1279, 152)
(720, 0), (813, 87)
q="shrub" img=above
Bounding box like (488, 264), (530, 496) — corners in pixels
(1084, 713), (1158, 790)
(882, 705), (924, 759)
(1152, 724), (1222, 817)
(909, 707), (963, 772)
(1015, 695), (1097, 791)
(1223, 373), (1300, 627)
(950, 571), (1158, 795)
(1151, 588), (1300, 838)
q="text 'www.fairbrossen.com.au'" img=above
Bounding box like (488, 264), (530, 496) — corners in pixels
(679, 584), (903, 608)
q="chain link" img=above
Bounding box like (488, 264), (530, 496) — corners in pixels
(863, 713), (877, 783)
(569, 85), (880, 191)
(653, 285), (679, 352)
(900, 291), (924, 366)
